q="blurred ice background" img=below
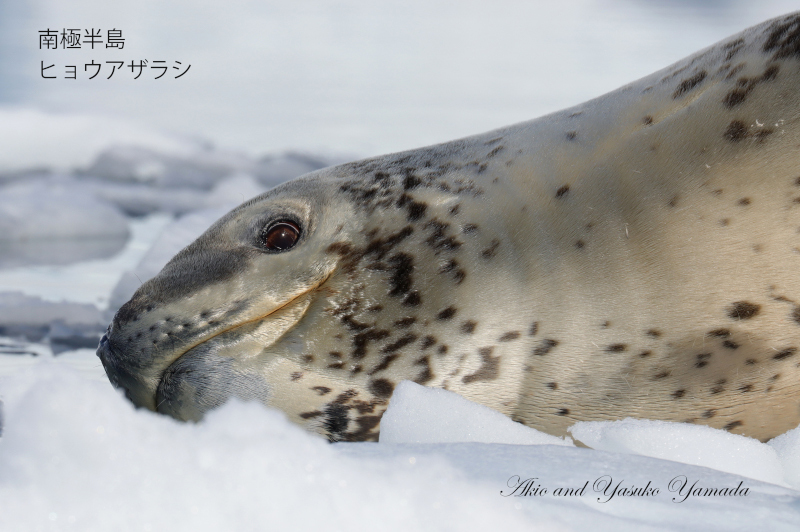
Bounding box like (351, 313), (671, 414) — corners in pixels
(2, 1), (800, 530)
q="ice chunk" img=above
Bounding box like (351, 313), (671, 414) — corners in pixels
(769, 427), (800, 490)
(570, 418), (786, 486)
(0, 177), (129, 242)
(380, 380), (573, 446)
(0, 292), (105, 347)
(80, 145), (254, 189)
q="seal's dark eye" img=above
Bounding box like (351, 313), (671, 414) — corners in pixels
(262, 221), (301, 251)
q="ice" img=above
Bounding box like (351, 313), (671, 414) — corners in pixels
(0, 177), (129, 242)
(0, 292), (106, 351)
(380, 381), (573, 446)
(769, 427), (800, 490)
(80, 145), (254, 190)
(1, 363), (799, 531)
(569, 418), (786, 486)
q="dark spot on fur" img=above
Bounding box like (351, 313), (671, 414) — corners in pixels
(755, 129), (774, 142)
(672, 70), (707, 98)
(745, 358), (757, 365)
(773, 348), (797, 360)
(369, 378), (395, 399)
(487, 145), (505, 158)
(556, 408), (570, 416)
(646, 329), (662, 338)
(723, 420), (743, 431)
(461, 320), (477, 334)
(499, 331), (520, 342)
(653, 370), (671, 380)
(556, 185), (570, 198)
(763, 14), (800, 60)
(352, 329), (390, 360)
(708, 328), (730, 338)
(668, 195), (678, 208)
(739, 384), (753, 393)
(710, 379), (726, 394)
(350, 365), (362, 375)
(737, 198), (751, 206)
(791, 306), (800, 325)
(323, 404), (349, 439)
(462, 224), (478, 234)
(639, 350), (652, 358)
(643, 115), (654, 125)
(403, 174), (421, 190)
(368, 354), (399, 375)
(312, 386), (332, 396)
(695, 353), (711, 369)
(449, 204), (460, 216)
(728, 301), (761, 320)
(327, 361), (345, 370)
(534, 339), (559, 356)
(672, 389), (686, 399)
(436, 306), (457, 320)
(606, 343), (627, 353)
(413, 356), (434, 384)
(302, 355), (314, 364)
(547, 382), (558, 390)
(382, 333), (418, 353)
(406, 200), (427, 221)
(575, 239), (585, 249)
(368, 304), (383, 313)
(703, 409), (716, 419)
(387, 253), (414, 297)
(403, 291), (422, 306)
(566, 131), (577, 141)
(529, 322), (539, 336)
(421, 335), (436, 349)
(290, 372), (303, 381)
(437, 344), (448, 354)
(724, 120), (748, 142)
(722, 340), (739, 350)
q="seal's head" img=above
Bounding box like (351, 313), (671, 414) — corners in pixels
(98, 173), (348, 420)
(97, 144), (508, 441)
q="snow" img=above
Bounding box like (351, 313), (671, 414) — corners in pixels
(769, 428), (800, 490)
(381, 381), (573, 446)
(1, 362), (800, 531)
(570, 418), (786, 487)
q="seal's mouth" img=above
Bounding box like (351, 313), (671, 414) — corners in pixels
(152, 277), (332, 413)
(99, 274), (333, 414)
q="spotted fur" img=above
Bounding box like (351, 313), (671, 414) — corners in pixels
(99, 13), (800, 442)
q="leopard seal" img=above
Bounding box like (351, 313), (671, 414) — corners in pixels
(98, 13), (800, 442)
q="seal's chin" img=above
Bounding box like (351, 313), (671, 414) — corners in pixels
(153, 291), (315, 421)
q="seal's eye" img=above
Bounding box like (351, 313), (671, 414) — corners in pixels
(262, 221), (301, 251)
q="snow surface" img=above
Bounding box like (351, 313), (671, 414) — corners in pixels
(1, 361), (800, 531)
(381, 381), (573, 446)
(570, 418), (786, 487)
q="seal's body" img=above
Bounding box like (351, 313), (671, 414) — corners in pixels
(99, 13), (800, 442)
